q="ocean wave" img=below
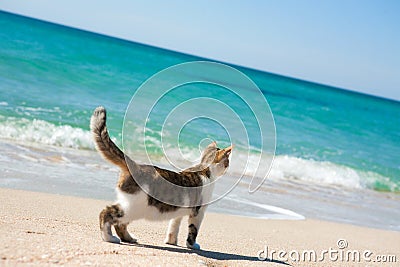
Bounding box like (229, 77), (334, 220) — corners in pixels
(269, 155), (363, 188)
(0, 116), (397, 192)
(0, 116), (94, 150)
(226, 152), (398, 192)
(269, 155), (398, 192)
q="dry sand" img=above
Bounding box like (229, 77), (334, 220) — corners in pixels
(0, 188), (398, 266)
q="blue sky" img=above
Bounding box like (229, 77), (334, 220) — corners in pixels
(1, 0), (399, 100)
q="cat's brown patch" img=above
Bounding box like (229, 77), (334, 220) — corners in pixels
(117, 172), (140, 194)
(214, 145), (233, 165)
(99, 204), (124, 230)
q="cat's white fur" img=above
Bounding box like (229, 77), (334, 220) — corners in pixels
(116, 186), (192, 222)
(102, 174), (216, 248)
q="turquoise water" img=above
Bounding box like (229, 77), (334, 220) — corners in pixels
(1, 11), (399, 193)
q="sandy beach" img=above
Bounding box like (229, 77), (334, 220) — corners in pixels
(0, 188), (398, 266)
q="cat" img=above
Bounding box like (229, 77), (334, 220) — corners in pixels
(90, 106), (232, 249)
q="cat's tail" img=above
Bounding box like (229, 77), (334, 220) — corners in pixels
(90, 106), (130, 171)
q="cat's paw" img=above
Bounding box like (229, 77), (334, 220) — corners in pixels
(121, 236), (137, 244)
(186, 241), (201, 250)
(102, 234), (121, 244)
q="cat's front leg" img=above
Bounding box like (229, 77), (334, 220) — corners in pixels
(186, 207), (205, 250)
(164, 217), (182, 245)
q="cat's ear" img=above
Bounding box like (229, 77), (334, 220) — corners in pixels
(201, 142), (218, 164)
(208, 141), (217, 148)
(223, 144), (234, 156)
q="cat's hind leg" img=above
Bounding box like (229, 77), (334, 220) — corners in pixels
(164, 217), (182, 245)
(99, 204), (124, 243)
(186, 208), (205, 250)
(115, 223), (137, 243)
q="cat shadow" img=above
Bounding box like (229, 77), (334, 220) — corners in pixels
(120, 242), (290, 265)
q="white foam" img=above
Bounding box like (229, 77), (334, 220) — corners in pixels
(0, 116), (94, 150)
(225, 196), (305, 220)
(263, 155), (394, 191)
(270, 155), (362, 188)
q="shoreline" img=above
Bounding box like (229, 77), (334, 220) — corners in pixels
(1, 139), (400, 232)
(0, 188), (399, 266)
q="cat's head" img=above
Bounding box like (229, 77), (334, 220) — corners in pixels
(201, 142), (233, 178)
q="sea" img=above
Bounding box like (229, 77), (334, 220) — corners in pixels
(1, 11), (399, 231)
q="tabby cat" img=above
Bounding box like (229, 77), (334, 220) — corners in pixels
(90, 106), (232, 249)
